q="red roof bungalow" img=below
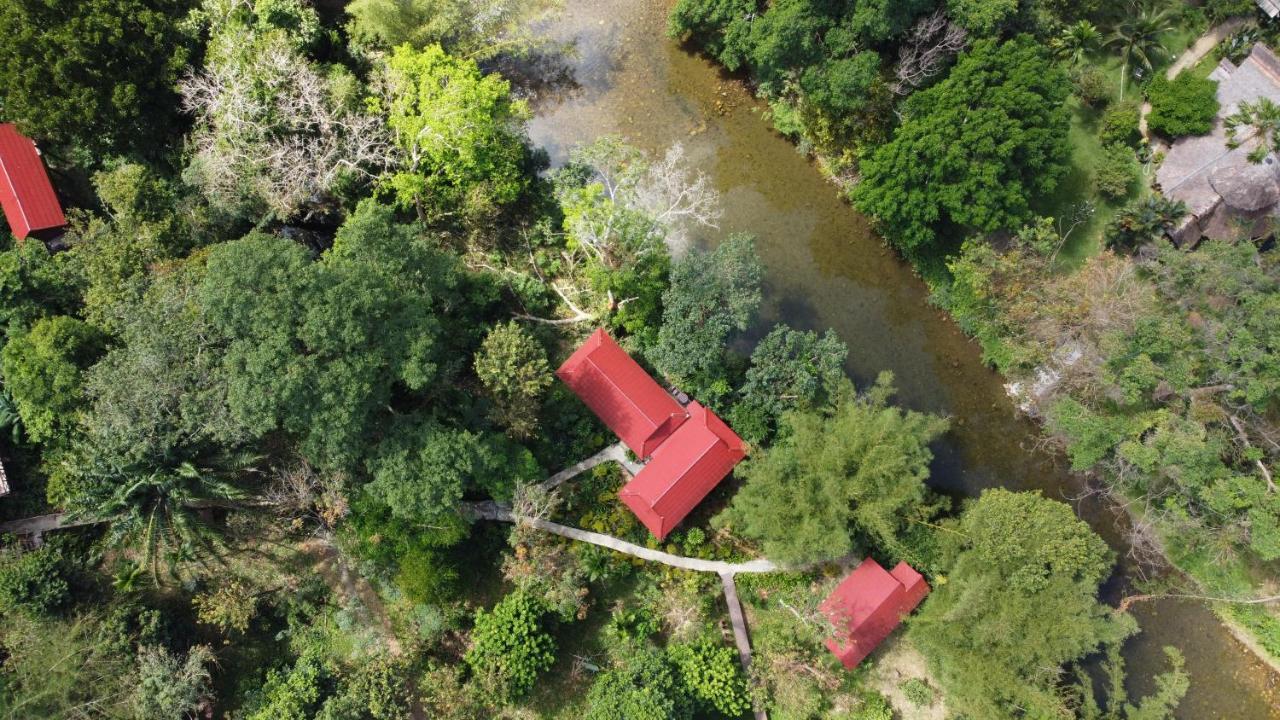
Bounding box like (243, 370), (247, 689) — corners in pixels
(0, 124), (66, 242)
(619, 401), (746, 540)
(556, 328), (688, 458)
(820, 558), (930, 669)
(557, 329), (748, 540)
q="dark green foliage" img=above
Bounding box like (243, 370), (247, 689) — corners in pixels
(0, 240), (79, 342)
(1104, 196), (1186, 250)
(1100, 100), (1143, 147)
(584, 645), (693, 720)
(1094, 143), (1138, 201)
(729, 324), (848, 443)
(853, 36), (1072, 255)
(911, 489), (1139, 719)
(717, 373), (949, 566)
(0, 315), (103, 443)
(464, 590), (557, 700)
(649, 234), (762, 398)
(1204, 0), (1257, 22)
(0, 546), (70, 616)
(668, 638), (751, 717)
(1073, 65), (1113, 107)
(1146, 73), (1220, 138)
(0, 0), (193, 156)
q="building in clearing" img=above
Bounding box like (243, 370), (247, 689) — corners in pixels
(820, 558), (930, 669)
(1156, 43), (1280, 245)
(0, 124), (66, 242)
(619, 401), (746, 540)
(556, 328), (689, 459)
(557, 329), (747, 540)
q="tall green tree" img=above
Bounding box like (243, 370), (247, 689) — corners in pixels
(1106, 0), (1177, 99)
(729, 324), (848, 443)
(474, 322), (552, 438)
(0, 315), (103, 443)
(716, 373), (949, 566)
(0, 0), (193, 156)
(853, 36), (1071, 258)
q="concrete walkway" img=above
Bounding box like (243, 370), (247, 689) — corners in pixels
(539, 442), (642, 491)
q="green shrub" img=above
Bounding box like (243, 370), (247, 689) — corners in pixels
(1205, 0), (1257, 23)
(900, 677), (935, 707)
(669, 638), (750, 717)
(0, 547), (70, 617)
(1100, 101), (1142, 147)
(1072, 66), (1112, 107)
(464, 591), (557, 700)
(1094, 143), (1139, 201)
(395, 548), (459, 604)
(1147, 74), (1219, 138)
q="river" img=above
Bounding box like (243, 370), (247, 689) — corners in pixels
(523, 1), (1280, 717)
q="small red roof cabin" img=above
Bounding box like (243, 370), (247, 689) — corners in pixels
(820, 558), (930, 669)
(557, 329), (747, 540)
(619, 401), (746, 540)
(556, 328), (688, 459)
(0, 124), (66, 242)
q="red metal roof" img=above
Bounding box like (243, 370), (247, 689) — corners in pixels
(556, 328), (688, 458)
(0, 124), (65, 241)
(819, 558), (930, 669)
(619, 401), (746, 540)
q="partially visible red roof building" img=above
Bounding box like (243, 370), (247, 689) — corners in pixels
(556, 328), (688, 458)
(0, 124), (66, 242)
(820, 558), (930, 669)
(619, 401), (746, 540)
(557, 329), (748, 540)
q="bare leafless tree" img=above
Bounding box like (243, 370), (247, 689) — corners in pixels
(181, 34), (393, 219)
(892, 10), (969, 96)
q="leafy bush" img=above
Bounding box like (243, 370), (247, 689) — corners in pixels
(1094, 143), (1138, 201)
(1205, 0), (1257, 23)
(1100, 101), (1142, 147)
(395, 548), (460, 604)
(464, 591), (557, 700)
(900, 677), (935, 707)
(585, 646), (693, 720)
(1147, 74), (1220, 138)
(1104, 196), (1187, 250)
(669, 639), (751, 717)
(0, 547), (71, 617)
(1072, 66), (1112, 107)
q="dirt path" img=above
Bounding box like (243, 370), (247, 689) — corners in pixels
(301, 538), (402, 656)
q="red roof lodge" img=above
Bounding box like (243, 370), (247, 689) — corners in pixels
(0, 123), (66, 242)
(557, 329), (747, 540)
(820, 558), (930, 669)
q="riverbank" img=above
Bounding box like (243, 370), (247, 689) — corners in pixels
(525, 1), (1280, 716)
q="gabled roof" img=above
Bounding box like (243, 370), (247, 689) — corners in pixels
(0, 124), (65, 241)
(556, 328), (688, 458)
(618, 401), (745, 540)
(820, 558), (930, 669)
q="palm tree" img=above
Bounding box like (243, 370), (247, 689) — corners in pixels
(1054, 21), (1102, 67)
(1225, 97), (1280, 163)
(1106, 0), (1178, 99)
(70, 453), (255, 585)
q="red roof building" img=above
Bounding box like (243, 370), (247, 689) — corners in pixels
(556, 328), (688, 458)
(820, 558), (930, 669)
(0, 124), (66, 242)
(619, 401), (746, 540)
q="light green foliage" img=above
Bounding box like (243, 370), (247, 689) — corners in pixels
(911, 489), (1138, 719)
(475, 321), (552, 437)
(0, 546), (70, 617)
(246, 650), (328, 720)
(381, 44), (530, 220)
(1056, 21), (1104, 68)
(668, 638), (751, 717)
(199, 203), (475, 470)
(0, 0), (192, 155)
(853, 36), (1071, 256)
(133, 645), (216, 719)
(947, 0), (1018, 35)
(346, 0), (555, 58)
(1147, 73), (1220, 138)
(1095, 143), (1138, 201)
(315, 655), (414, 720)
(900, 677), (934, 707)
(717, 373), (949, 566)
(0, 315), (103, 443)
(584, 645), (693, 720)
(730, 324), (848, 443)
(1100, 100), (1144, 147)
(464, 590), (557, 700)
(0, 611), (140, 718)
(649, 234), (762, 395)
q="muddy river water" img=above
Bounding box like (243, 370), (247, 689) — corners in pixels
(524, 1), (1280, 716)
